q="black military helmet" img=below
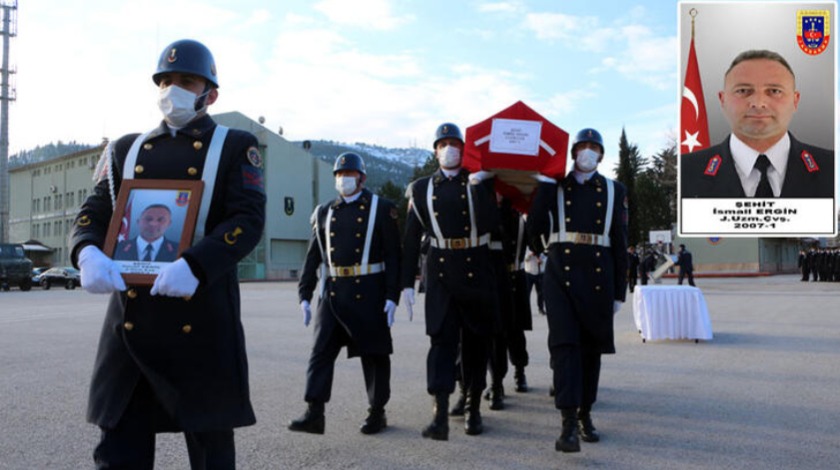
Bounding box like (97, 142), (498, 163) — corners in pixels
(333, 152), (366, 175)
(153, 39), (219, 88)
(571, 128), (604, 155)
(433, 122), (464, 148)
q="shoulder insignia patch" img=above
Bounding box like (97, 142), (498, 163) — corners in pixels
(800, 150), (819, 173)
(247, 146), (263, 168)
(242, 165), (265, 193)
(704, 155), (722, 176)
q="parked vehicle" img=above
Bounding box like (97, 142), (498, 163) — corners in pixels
(0, 244), (34, 291)
(39, 267), (81, 290)
(31, 267), (49, 285)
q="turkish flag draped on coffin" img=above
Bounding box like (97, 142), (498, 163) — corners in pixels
(462, 100), (569, 213)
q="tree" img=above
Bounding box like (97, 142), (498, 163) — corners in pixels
(634, 142), (677, 246)
(377, 180), (408, 234)
(613, 128), (647, 247)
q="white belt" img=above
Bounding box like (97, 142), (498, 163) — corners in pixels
(429, 233), (491, 250)
(548, 231), (611, 247)
(328, 262), (385, 277)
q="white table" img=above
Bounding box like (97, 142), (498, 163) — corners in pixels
(632, 286), (713, 342)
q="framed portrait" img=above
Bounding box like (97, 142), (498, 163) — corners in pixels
(677, 1), (837, 237)
(103, 179), (204, 285)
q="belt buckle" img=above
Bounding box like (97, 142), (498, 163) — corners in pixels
(337, 266), (354, 276)
(450, 238), (466, 249)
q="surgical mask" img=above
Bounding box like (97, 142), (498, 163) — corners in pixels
(335, 176), (358, 196)
(574, 148), (601, 172)
(437, 145), (461, 168)
(157, 85), (207, 127)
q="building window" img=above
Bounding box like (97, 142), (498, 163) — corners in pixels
(56, 194), (63, 210)
(66, 219), (72, 234)
(67, 192), (74, 207)
(44, 196), (51, 212)
(32, 199), (37, 212)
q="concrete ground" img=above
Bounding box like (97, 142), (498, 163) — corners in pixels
(1, 275), (838, 469)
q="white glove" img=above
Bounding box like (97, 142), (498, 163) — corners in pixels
(150, 258), (199, 298)
(402, 288), (415, 321)
(469, 170), (495, 185)
(613, 301), (623, 314)
(384, 300), (397, 327)
(300, 300), (312, 327)
(532, 174), (557, 184)
(78, 245), (126, 294)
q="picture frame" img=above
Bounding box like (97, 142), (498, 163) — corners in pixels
(103, 179), (204, 286)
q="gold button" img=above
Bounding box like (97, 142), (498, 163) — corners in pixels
(432, 196), (437, 200)
(566, 200), (571, 206)
(464, 226), (469, 231)
(462, 211), (467, 215)
(596, 219), (602, 224)
(330, 232), (335, 237)
(596, 252), (601, 257)
(357, 217), (363, 223)
(188, 167), (198, 176)
(461, 195), (466, 199)
(360, 205), (366, 210)
(564, 249), (571, 254)
(356, 294), (362, 299)
(193, 141), (203, 150)
(564, 266), (570, 271)
(466, 257), (472, 262)
(595, 286), (602, 291)
(77, 215), (91, 226)
(124, 322), (134, 331)
(182, 324), (192, 334)
(434, 212), (439, 217)
(330, 277), (336, 282)
(565, 217), (571, 223)
(468, 272), (474, 278)
(127, 289), (137, 299)
(355, 278), (361, 284)
(565, 281), (571, 287)
(143, 143), (153, 150)
(596, 202), (602, 208)
(596, 267), (602, 273)
(331, 217), (336, 222)
(597, 188), (602, 193)
(439, 273), (444, 278)
(355, 248), (361, 253)
(439, 257), (445, 263)
(330, 291), (336, 297)
(134, 165), (144, 174)
(356, 233), (361, 238)
(330, 247), (335, 252)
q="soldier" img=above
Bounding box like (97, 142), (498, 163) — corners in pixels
(627, 245), (640, 293)
(526, 128), (628, 453)
(797, 249), (809, 282)
(524, 249), (546, 315)
(676, 244), (696, 286)
(401, 123), (500, 440)
(290, 152), (400, 435)
(70, 39), (266, 468)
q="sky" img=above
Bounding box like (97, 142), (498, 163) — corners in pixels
(8, 0), (709, 172)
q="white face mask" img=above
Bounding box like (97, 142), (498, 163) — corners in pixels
(157, 85), (206, 127)
(574, 148), (601, 172)
(437, 145), (461, 169)
(335, 175), (358, 196)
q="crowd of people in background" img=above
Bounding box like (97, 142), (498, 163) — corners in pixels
(798, 248), (840, 282)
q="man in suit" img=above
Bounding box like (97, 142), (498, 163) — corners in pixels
(70, 39), (266, 468)
(526, 128), (628, 453)
(627, 245), (640, 293)
(290, 152), (400, 436)
(676, 244), (695, 286)
(113, 204), (179, 262)
(681, 50), (834, 198)
(401, 122), (500, 440)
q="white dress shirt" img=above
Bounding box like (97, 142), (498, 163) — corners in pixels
(729, 133), (790, 197)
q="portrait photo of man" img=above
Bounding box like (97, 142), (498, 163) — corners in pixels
(113, 203), (180, 262)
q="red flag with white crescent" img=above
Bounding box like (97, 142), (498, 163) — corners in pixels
(118, 200), (131, 242)
(680, 38), (710, 154)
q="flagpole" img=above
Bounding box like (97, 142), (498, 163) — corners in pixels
(690, 8), (697, 40)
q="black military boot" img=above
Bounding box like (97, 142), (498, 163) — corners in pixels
(421, 393), (449, 441)
(555, 408), (580, 452)
(360, 406), (387, 435)
(514, 367), (529, 393)
(449, 384), (467, 417)
(464, 390), (484, 435)
(488, 383), (504, 410)
(578, 408), (600, 443)
(288, 402), (325, 435)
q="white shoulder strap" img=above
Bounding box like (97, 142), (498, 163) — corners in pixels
(361, 195), (379, 266)
(603, 178), (614, 237)
(122, 129), (156, 179)
(193, 125), (229, 243)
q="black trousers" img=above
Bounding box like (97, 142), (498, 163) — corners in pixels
(678, 269), (695, 286)
(427, 307), (490, 395)
(549, 343), (602, 410)
(628, 274), (638, 293)
(93, 378), (235, 470)
(525, 273), (544, 312)
(304, 317), (391, 409)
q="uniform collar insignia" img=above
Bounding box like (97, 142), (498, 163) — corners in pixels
(704, 155), (722, 176)
(800, 150), (820, 173)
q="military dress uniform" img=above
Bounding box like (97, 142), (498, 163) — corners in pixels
(402, 168), (500, 436)
(70, 114), (266, 465)
(296, 188), (401, 427)
(526, 171), (628, 446)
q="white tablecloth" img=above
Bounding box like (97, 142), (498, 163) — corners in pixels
(632, 286), (713, 342)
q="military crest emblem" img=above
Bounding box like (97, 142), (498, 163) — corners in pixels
(797, 10), (831, 55)
(175, 190), (191, 207)
(703, 155), (722, 176)
(284, 197), (295, 216)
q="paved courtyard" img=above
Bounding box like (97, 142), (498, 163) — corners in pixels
(1, 275), (838, 469)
